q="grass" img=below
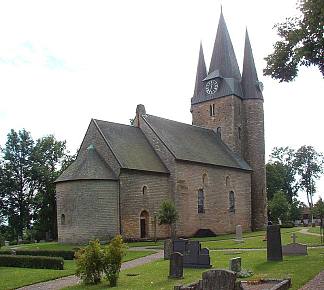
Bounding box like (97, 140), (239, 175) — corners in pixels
(0, 250), (155, 290)
(307, 226), (322, 234)
(64, 248), (324, 290)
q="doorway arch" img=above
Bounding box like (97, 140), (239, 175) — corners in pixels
(140, 210), (149, 238)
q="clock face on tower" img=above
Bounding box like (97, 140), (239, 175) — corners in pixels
(205, 79), (218, 94)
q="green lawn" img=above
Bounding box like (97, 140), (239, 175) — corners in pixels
(0, 250), (155, 290)
(307, 226), (322, 234)
(64, 248), (324, 290)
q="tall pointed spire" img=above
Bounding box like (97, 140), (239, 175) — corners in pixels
(242, 29), (263, 99)
(209, 10), (241, 80)
(193, 42), (207, 97)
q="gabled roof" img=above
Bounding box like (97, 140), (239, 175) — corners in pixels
(94, 119), (168, 174)
(193, 43), (207, 98)
(142, 114), (251, 171)
(241, 30), (263, 100)
(209, 11), (241, 80)
(55, 145), (117, 182)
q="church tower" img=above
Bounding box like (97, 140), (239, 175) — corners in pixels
(191, 12), (266, 230)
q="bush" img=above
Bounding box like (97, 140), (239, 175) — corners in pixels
(0, 255), (64, 269)
(75, 240), (103, 285)
(102, 235), (127, 287)
(0, 250), (14, 255)
(281, 222), (295, 228)
(15, 249), (75, 260)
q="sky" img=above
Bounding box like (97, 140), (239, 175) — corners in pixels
(0, 0), (323, 203)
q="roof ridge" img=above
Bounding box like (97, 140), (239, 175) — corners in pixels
(94, 118), (137, 129)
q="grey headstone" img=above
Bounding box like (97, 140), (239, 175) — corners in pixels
(230, 257), (241, 272)
(169, 252), (183, 279)
(282, 243), (307, 256)
(235, 225), (243, 242)
(4, 241), (9, 247)
(164, 239), (173, 260)
(267, 224), (283, 261)
(202, 269), (236, 290)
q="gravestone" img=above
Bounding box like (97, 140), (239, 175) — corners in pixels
(173, 239), (212, 268)
(267, 224), (283, 261)
(202, 269), (236, 290)
(235, 225), (243, 242)
(282, 233), (308, 256)
(169, 252), (183, 279)
(164, 239), (173, 260)
(229, 257), (241, 273)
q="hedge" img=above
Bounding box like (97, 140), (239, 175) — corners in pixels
(0, 255), (64, 270)
(0, 249), (75, 260)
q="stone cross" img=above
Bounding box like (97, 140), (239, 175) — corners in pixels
(291, 233), (297, 243)
(229, 257), (241, 273)
(235, 225), (243, 242)
(169, 252), (183, 279)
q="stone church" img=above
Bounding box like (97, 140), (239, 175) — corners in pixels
(55, 11), (267, 244)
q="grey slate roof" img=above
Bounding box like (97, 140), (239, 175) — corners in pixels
(55, 145), (117, 182)
(142, 114), (251, 171)
(94, 119), (168, 173)
(241, 30), (263, 100)
(193, 43), (207, 98)
(209, 11), (241, 80)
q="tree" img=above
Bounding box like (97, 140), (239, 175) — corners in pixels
(31, 135), (73, 240)
(1, 129), (35, 240)
(288, 198), (303, 221)
(268, 191), (290, 223)
(264, 0), (324, 82)
(312, 198), (324, 243)
(157, 200), (178, 239)
(294, 146), (324, 209)
(267, 147), (299, 202)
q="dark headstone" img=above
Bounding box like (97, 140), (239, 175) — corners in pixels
(164, 239), (173, 260)
(169, 252), (183, 279)
(173, 239), (211, 268)
(235, 225), (243, 242)
(267, 224), (283, 261)
(202, 269), (236, 290)
(229, 257), (241, 272)
(282, 243), (307, 256)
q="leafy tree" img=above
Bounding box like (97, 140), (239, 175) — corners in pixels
(31, 135), (73, 240)
(102, 235), (127, 287)
(264, 0), (324, 82)
(294, 146), (324, 209)
(312, 198), (324, 243)
(267, 147), (299, 202)
(268, 191), (290, 223)
(1, 129), (35, 240)
(157, 200), (178, 239)
(288, 198), (303, 221)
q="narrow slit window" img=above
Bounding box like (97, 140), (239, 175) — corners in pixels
(198, 189), (204, 213)
(209, 105), (212, 116)
(61, 214), (66, 225)
(217, 127), (221, 138)
(229, 191), (235, 213)
(212, 104), (215, 116)
(238, 127), (241, 140)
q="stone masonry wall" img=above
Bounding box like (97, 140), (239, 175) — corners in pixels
(191, 96), (243, 156)
(119, 170), (170, 239)
(175, 161), (251, 237)
(57, 180), (119, 244)
(242, 99), (267, 230)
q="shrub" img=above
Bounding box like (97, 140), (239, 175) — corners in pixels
(102, 235), (127, 287)
(281, 222), (295, 228)
(75, 240), (103, 285)
(15, 249), (75, 260)
(0, 255), (64, 269)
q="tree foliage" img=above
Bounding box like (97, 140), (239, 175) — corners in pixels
(268, 191), (290, 223)
(157, 200), (178, 239)
(294, 145), (324, 208)
(264, 0), (324, 81)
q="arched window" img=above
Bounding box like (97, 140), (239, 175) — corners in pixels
(202, 173), (208, 187)
(142, 186), (147, 195)
(61, 214), (66, 225)
(217, 127), (221, 138)
(238, 127), (241, 140)
(198, 189), (204, 213)
(229, 191), (235, 213)
(225, 176), (230, 187)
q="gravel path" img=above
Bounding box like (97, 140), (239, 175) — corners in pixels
(298, 270), (324, 290)
(299, 228), (321, 236)
(16, 250), (163, 290)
